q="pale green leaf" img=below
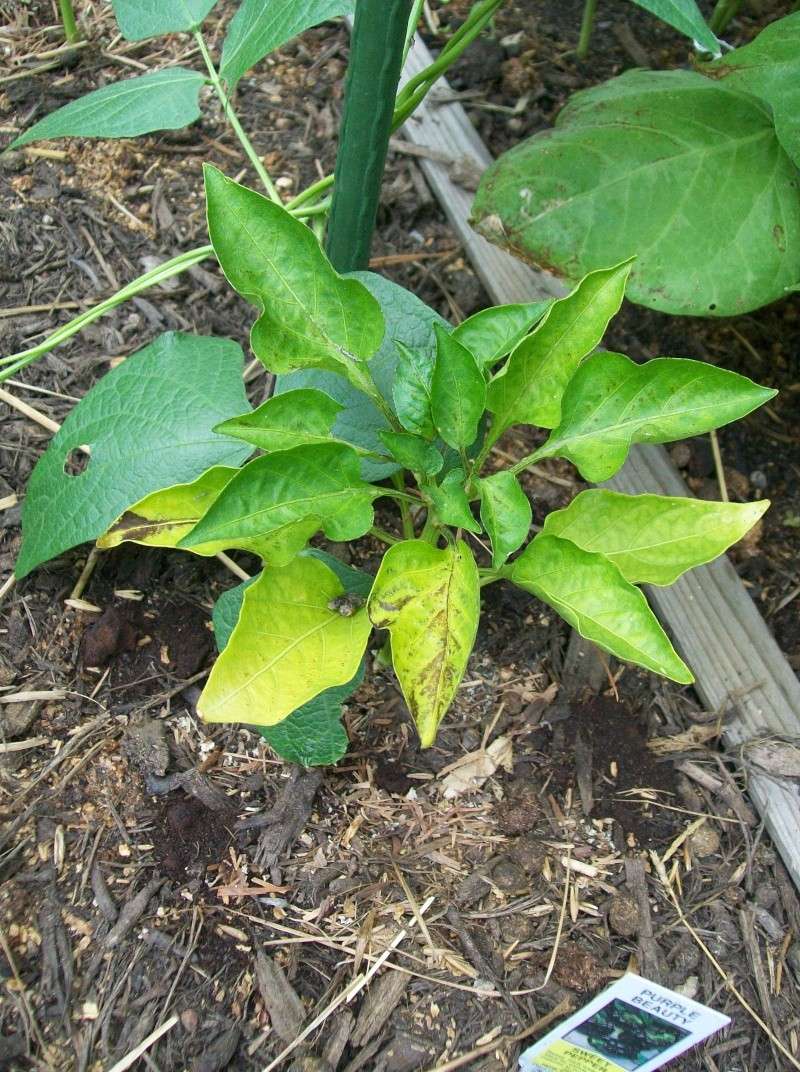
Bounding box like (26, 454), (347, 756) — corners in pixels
(472, 69), (800, 317)
(180, 442), (377, 560)
(628, 0), (719, 53)
(379, 431), (443, 476)
(17, 332), (251, 579)
(204, 165), (384, 376)
(477, 472), (531, 568)
(221, 0), (355, 88)
(430, 324), (486, 449)
(111, 0), (217, 39)
(10, 69), (205, 149)
(427, 470), (481, 534)
(542, 489), (769, 585)
(486, 261), (632, 440)
(214, 389), (343, 452)
(535, 351), (776, 482)
(511, 534), (693, 683)
(451, 300), (551, 369)
(368, 540), (480, 747)
(199, 555), (372, 725)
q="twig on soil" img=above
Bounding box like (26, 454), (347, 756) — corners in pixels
(0, 386), (60, 433)
(105, 877), (165, 949)
(104, 1013), (179, 1072)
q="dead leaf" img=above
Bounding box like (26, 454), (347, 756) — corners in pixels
(743, 736), (800, 778)
(648, 724), (719, 755)
(440, 736), (513, 799)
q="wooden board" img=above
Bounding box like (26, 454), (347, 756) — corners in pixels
(398, 36), (800, 889)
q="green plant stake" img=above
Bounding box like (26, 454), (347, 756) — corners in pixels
(325, 0), (415, 271)
(59, 0), (81, 44)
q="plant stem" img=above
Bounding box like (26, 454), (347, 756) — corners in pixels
(709, 0), (743, 34)
(370, 526), (401, 545)
(479, 569), (503, 586)
(392, 473), (416, 539)
(0, 246), (214, 382)
(576, 0), (597, 59)
(59, 0), (81, 43)
(403, 0), (427, 64)
(381, 487), (422, 506)
(194, 31), (281, 204)
(508, 446), (547, 477)
(325, 0), (414, 271)
(285, 174), (334, 211)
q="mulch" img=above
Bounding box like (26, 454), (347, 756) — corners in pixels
(1, 1), (800, 1070)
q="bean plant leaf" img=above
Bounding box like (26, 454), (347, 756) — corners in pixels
(9, 69), (206, 149)
(430, 325), (486, 449)
(542, 489), (769, 585)
(486, 261), (632, 442)
(17, 333), (251, 579)
(628, 0), (719, 53)
(451, 300), (551, 369)
(379, 431), (443, 476)
(702, 11), (800, 167)
(212, 549), (370, 766)
(180, 442), (377, 561)
(511, 535), (693, 683)
(204, 166), (384, 376)
(199, 555), (372, 726)
(214, 389), (343, 452)
(111, 0), (217, 39)
(535, 351), (776, 482)
(427, 470), (481, 534)
(477, 472), (531, 568)
(368, 540), (480, 747)
(277, 272), (447, 479)
(221, 0), (356, 89)
(471, 69), (800, 317)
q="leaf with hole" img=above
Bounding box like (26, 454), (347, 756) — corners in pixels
(220, 0), (356, 89)
(477, 472), (531, 568)
(214, 389), (343, 452)
(200, 554), (372, 725)
(542, 489), (769, 585)
(472, 69), (800, 316)
(368, 540), (480, 747)
(111, 0), (218, 39)
(17, 332), (251, 579)
(430, 324), (486, 450)
(180, 443), (377, 562)
(486, 261), (632, 442)
(534, 351), (776, 482)
(204, 166), (384, 377)
(511, 535), (692, 683)
(451, 299), (551, 369)
(10, 69), (206, 149)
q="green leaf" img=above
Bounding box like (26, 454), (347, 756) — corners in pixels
(276, 272), (447, 479)
(511, 534), (692, 683)
(702, 12), (800, 167)
(394, 342), (437, 439)
(213, 389), (343, 452)
(204, 166), (384, 376)
(111, 0), (217, 39)
(486, 261), (632, 441)
(477, 472), (531, 568)
(628, 0), (719, 53)
(212, 549), (370, 766)
(221, 0), (356, 89)
(199, 555), (372, 725)
(9, 69), (205, 149)
(427, 470), (481, 534)
(180, 442), (377, 561)
(535, 351), (776, 482)
(368, 540), (480, 747)
(542, 489), (769, 585)
(430, 324), (486, 449)
(379, 431), (443, 476)
(17, 333), (251, 579)
(451, 300), (552, 369)
(472, 69), (800, 317)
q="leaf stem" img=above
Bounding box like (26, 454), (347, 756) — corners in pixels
(194, 30), (282, 204)
(508, 445), (548, 477)
(576, 0), (597, 59)
(403, 0), (427, 64)
(59, 0), (81, 43)
(479, 568), (503, 587)
(392, 473), (416, 539)
(370, 526), (401, 545)
(380, 487), (422, 506)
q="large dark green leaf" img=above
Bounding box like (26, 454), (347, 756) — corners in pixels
(221, 0), (356, 89)
(10, 69), (205, 149)
(533, 351), (776, 481)
(111, 0), (217, 40)
(17, 333), (251, 579)
(472, 69), (800, 316)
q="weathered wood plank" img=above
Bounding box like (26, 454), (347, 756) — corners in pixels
(399, 36), (800, 888)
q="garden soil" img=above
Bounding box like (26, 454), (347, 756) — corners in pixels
(1, 2), (799, 1070)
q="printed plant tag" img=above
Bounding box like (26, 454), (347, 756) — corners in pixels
(519, 973), (730, 1072)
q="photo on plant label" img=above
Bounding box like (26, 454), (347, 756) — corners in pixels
(563, 998), (691, 1070)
